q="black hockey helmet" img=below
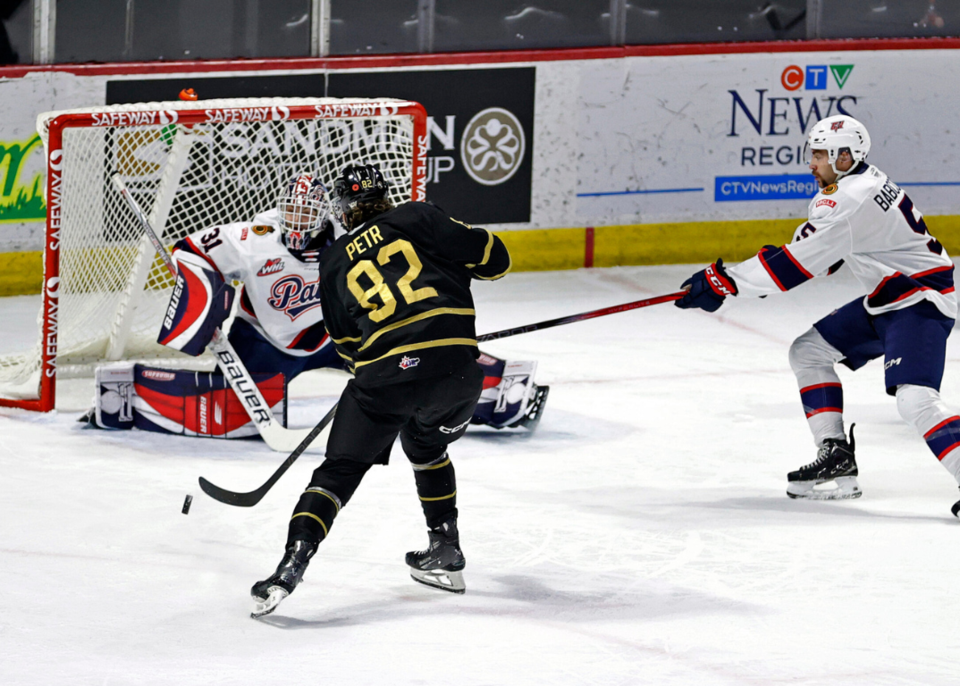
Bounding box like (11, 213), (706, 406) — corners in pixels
(331, 164), (390, 230)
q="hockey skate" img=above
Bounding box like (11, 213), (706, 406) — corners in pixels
(951, 487), (960, 518)
(405, 518), (466, 594)
(250, 539), (316, 618)
(787, 424), (861, 500)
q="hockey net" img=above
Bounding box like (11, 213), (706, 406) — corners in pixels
(0, 97), (427, 411)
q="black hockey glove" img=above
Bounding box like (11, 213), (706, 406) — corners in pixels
(675, 258), (738, 313)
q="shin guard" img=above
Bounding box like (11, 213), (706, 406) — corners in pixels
(898, 384), (960, 483)
(288, 459), (370, 546)
(411, 453), (458, 529)
(789, 329), (846, 446)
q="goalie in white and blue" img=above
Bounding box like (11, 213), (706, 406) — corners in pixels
(92, 171), (548, 438)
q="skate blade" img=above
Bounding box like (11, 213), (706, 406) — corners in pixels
(786, 476), (861, 500)
(409, 568), (466, 594)
(251, 587), (288, 619)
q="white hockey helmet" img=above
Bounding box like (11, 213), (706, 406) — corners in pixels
(277, 173), (330, 252)
(805, 115), (871, 179)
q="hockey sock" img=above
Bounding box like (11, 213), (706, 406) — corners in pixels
(789, 328), (846, 446)
(897, 384), (960, 483)
(287, 459), (371, 546)
(409, 452), (458, 529)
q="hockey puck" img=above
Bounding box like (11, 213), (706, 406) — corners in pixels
(182, 494), (193, 515)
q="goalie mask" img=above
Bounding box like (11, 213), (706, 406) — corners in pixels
(277, 173), (330, 252)
(803, 115), (871, 180)
(331, 164), (390, 231)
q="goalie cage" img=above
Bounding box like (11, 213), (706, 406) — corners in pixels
(0, 97), (428, 411)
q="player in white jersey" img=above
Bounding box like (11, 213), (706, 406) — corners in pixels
(152, 172), (547, 435)
(675, 115), (960, 517)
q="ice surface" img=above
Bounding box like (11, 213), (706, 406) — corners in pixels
(2, 264), (958, 686)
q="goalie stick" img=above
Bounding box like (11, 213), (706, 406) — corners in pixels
(199, 288), (683, 507)
(110, 173), (314, 452)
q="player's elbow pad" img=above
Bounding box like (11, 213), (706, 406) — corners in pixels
(471, 238), (511, 281)
(157, 260), (235, 356)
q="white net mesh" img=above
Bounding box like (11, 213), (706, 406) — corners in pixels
(0, 98), (418, 404)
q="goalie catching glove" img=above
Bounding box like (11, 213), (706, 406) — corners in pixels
(158, 251), (235, 356)
(675, 258), (738, 313)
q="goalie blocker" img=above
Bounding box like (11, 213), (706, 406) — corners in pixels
(90, 363), (286, 438)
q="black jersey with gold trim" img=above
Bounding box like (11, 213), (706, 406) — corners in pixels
(319, 202), (511, 383)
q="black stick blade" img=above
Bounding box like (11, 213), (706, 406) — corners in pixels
(197, 403), (337, 508)
(198, 476), (267, 507)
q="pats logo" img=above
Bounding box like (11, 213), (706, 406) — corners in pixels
(831, 120), (845, 132)
(399, 356), (420, 370)
(781, 64), (854, 91)
(258, 258), (285, 276)
(267, 274), (322, 320)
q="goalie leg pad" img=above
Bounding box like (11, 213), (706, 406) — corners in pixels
(472, 360), (546, 430)
(93, 364), (136, 430)
(90, 364), (287, 438)
(133, 365), (287, 438)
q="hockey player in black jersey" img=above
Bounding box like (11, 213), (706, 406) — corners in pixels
(251, 164), (512, 617)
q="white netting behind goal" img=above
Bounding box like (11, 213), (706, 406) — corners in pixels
(0, 98), (423, 406)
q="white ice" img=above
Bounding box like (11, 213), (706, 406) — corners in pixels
(2, 264), (958, 686)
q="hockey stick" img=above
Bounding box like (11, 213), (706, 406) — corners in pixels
(110, 173), (314, 452)
(476, 291), (685, 343)
(198, 289), (684, 507)
(198, 403), (337, 506)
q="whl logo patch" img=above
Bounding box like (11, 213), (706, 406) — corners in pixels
(399, 356), (420, 370)
(258, 258), (284, 276)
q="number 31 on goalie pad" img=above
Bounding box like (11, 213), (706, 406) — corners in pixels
(91, 363), (287, 439)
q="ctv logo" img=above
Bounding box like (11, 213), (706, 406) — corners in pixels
(781, 65), (854, 91)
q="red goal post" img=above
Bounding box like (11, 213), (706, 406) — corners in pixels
(0, 97), (428, 412)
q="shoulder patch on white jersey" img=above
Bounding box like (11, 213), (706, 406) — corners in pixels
(822, 184), (838, 195)
(251, 225), (274, 236)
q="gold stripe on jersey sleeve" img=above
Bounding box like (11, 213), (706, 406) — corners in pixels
(353, 338), (478, 368)
(332, 334), (362, 344)
(473, 249), (512, 280)
(357, 307), (475, 354)
(465, 230), (494, 269)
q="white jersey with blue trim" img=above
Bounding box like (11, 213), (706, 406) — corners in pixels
(727, 163), (957, 319)
(172, 208), (332, 357)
